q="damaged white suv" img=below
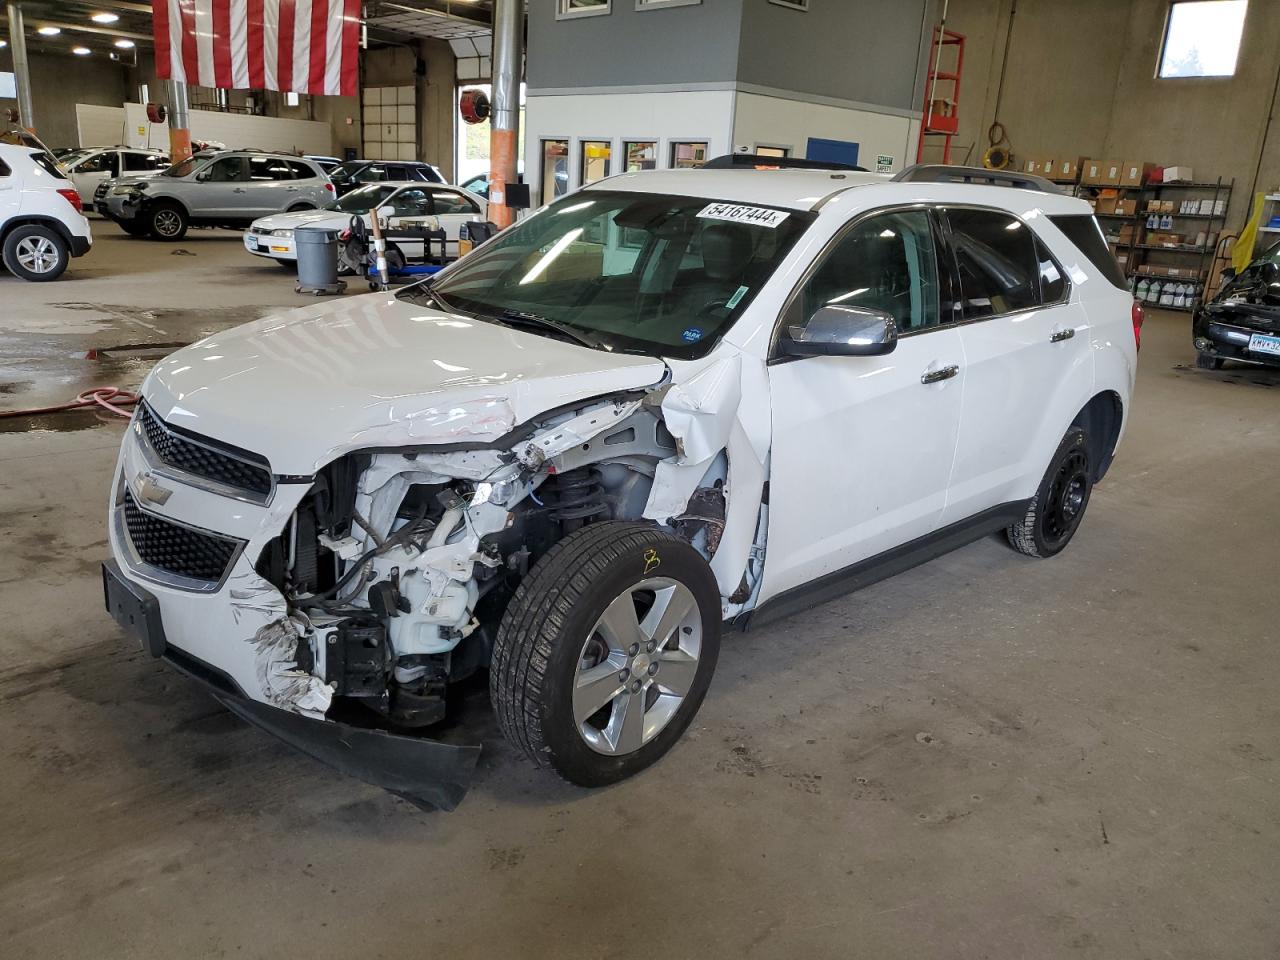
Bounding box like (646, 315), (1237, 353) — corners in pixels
(104, 161), (1139, 808)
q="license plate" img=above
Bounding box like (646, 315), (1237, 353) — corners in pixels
(102, 560), (166, 658)
(245, 236), (261, 251)
(1248, 333), (1280, 357)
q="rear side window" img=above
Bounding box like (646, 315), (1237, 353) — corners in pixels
(946, 208), (1042, 318)
(431, 190), (479, 215)
(0, 159), (10, 177)
(249, 156), (295, 180)
(286, 160), (316, 179)
(30, 151), (66, 180)
(123, 152), (163, 172)
(1049, 214), (1128, 290)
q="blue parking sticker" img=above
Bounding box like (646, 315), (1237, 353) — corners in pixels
(681, 327), (704, 343)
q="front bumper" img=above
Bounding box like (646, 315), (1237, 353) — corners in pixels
(244, 232), (296, 259)
(1194, 317), (1280, 368)
(101, 193), (142, 221)
(103, 557), (481, 809)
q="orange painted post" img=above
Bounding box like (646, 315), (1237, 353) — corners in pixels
(488, 0), (523, 228)
(167, 79), (193, 163)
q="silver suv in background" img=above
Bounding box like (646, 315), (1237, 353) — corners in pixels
(99, 150), (334, 240)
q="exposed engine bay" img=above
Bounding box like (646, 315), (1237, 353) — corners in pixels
(249, 373), (763, 729)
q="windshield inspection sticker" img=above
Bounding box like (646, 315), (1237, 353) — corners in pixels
(697, 203), (791, 228)
(725, 285), (749, 309)
(681, 327), (705, 343)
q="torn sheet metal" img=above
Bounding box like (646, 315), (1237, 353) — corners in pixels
(517, 398), (644, 468)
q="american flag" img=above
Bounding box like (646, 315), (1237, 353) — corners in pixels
(152, 0), (360, 97)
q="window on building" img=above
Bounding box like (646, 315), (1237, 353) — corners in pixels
(557, 0), (610, 18)
(754, 145), (790, 158)
(1159, 1), (1247, 78)
(945, 208), (1043, 319)
(0, 72), (16, 99)
(541, 139), (570, 203)
(670, 141), (709, 169)
(623, 140), (657, 172)
(580, 140), (612, 184)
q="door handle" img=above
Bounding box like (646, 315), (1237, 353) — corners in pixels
(233, 187), (247, 193)
(921, 364), (960, 385)
(285, 185), (299, 191)
(1050, 327), (1076, 343)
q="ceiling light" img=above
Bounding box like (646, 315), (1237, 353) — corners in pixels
(114, 38), (135, 48)
(73, 46), (91, 55)
(91, 12), (119, 23)
(37, 26), (61, 35)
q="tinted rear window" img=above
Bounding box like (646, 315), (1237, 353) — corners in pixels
(1049, 214), (1128, 290)
(30, 150), (67, 180)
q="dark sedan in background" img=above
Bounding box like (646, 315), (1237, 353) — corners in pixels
(1194, 241), (1280, 370)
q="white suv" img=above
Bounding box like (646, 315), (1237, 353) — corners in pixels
(103, 162), (1138, 808)
(0, 138), (93, 281)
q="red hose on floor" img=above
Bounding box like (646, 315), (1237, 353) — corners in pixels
(0, 387), (140, 420)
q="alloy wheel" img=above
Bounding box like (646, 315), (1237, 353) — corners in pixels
(154, 210), (182, 237)
(572, 578), (702, 756)
(15, 236), (60, 274)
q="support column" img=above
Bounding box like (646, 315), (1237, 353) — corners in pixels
(5, 3), (35, 132)
(166, 77), (193, 163)
(488, 0), (523, 228)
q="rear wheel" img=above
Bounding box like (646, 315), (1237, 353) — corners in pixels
(147, 202), (188, 241)
(1195, 351), (1225, 370)
(2, 224), (69, 281)
(1007, 426), (1092, 559)
(491, 522), (721, 787)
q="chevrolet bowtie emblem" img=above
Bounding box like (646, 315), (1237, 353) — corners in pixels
(135, 472), (173, 506)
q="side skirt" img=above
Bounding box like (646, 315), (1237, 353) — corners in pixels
(742, 500), (1030, 630)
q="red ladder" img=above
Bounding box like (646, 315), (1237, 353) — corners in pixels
(917, 27), (965, 164)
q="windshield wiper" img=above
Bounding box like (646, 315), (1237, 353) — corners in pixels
(491, 310), (601, 349)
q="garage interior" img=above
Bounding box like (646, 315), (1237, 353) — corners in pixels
(2, 1), (1278, 957)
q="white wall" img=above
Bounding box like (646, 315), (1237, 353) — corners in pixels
(523, 89), (736, 207)
(74, 103), (334, 155)
(730, 92), (920, 175)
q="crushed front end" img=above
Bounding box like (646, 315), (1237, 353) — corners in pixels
(104, 391), (692, 808)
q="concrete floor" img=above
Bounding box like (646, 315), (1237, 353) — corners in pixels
(2, 226), (1278, 959)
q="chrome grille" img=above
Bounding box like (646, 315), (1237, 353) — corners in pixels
(120, 488), (243, 585)
(136, 403), (273, 501)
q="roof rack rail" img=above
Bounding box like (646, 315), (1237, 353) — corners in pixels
(703, 153), (868, 173)
(892, 164), (1063, 194)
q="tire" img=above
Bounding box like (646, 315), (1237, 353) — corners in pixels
(146, 202), (188, 241)
(491, 521), (721, 787)
(1007, 426), (1093, 559)
(1195, 351), (1225, 370)
(120, 220), (149, 238)
(2, 224), (69, 281)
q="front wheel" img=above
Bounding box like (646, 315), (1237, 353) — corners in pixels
(491, 522), (721, 787)
(147, 202), (188, 241)
(2, 224), (69, 281)
(1006, 426), (1092, 559)
(1195, 351), (1225, 370)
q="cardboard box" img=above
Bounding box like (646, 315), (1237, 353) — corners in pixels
(1161, 200), (1176, 213)
(1146, 199), (1162, 213)
(1116, 198), (1138, 216)
(1101, 160), (1124, 186)
(1082, 159), (1106, 185)
(1198, 198), (1215, 216)
(1121, 161), (1157, 186)
(1057, 157), (1085, 181)
(1040, 157), (1056, 179)
(1162, 165), (1194, 183)
(1024, 158), (1042, 175)
(1094, 196), (1119, 215)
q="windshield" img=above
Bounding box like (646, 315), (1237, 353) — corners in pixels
(414, 190), (813, 359)
(163, 157), (200, 178)
(329, 161), (364, 183)
(328, 183), (399, 212)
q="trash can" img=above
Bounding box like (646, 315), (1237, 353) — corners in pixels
(294, 226), (346, 296)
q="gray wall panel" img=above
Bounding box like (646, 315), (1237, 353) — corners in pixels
(527, 0), (744, 90)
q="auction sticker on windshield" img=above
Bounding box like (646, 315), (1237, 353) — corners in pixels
(697, 203), (790, 228)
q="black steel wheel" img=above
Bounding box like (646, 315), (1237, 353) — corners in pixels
(1007, 426), (1093, 558)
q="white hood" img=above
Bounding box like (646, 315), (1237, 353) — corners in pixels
(142, 293), (668, 475)
(251, 209), (352, 232)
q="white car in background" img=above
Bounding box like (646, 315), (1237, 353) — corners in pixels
(244, 181), (487, 267)
(58, 146), (169, 206)
(0, 137), (93, 281)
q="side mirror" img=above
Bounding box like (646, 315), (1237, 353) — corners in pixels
(781, 304), (898, 358)
(1262, 261), (1280, 285)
